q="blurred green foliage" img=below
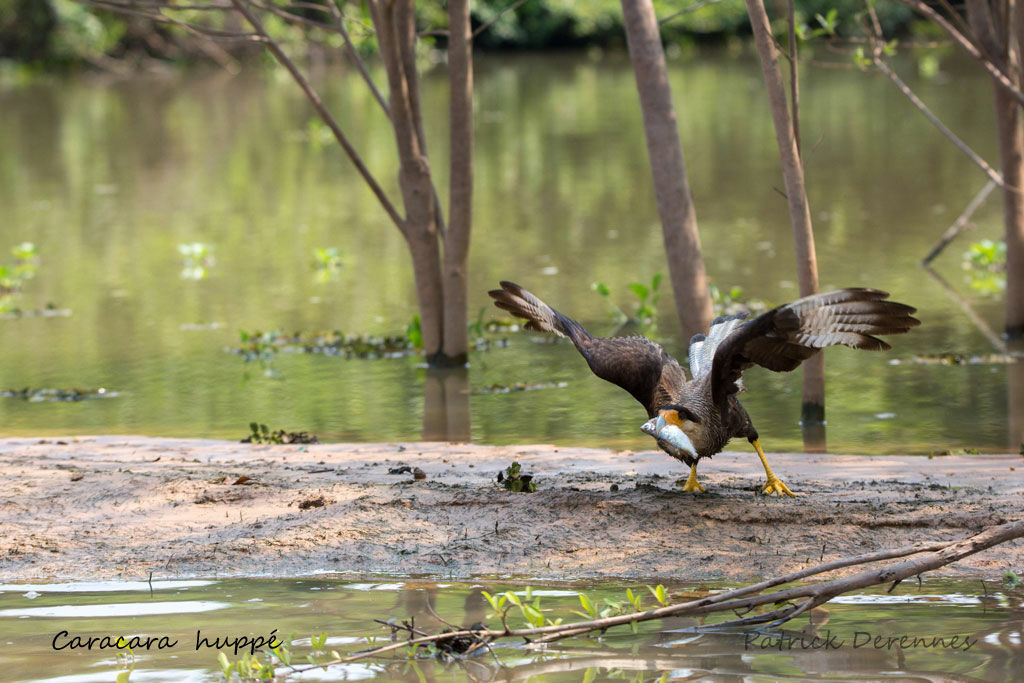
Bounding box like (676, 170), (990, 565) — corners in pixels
(0, 0), (921, 67)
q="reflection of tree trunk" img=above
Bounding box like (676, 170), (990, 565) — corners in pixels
(1009, 341), (1024, 452)
(620, 0), (713, 342)
(745, 0), (825, 438)
(966, 0), (1024, 339)
(422, 367), (471, 442)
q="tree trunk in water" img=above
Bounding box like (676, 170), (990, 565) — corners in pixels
(441, 0), (474, 366)
(369, 0), (448, 362)
(965, 0), (1024, 338)
(994, 78), (1024, 338)
(620, 0), (713, 342)
(745, 0), (825, 433)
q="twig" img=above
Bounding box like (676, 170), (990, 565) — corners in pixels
(922, 265), (1009, 353)
(899, 0), (1024, 108)
(286, 520), (1024, 668)
(921, 180), (998, 265)
(787, 0), (800, 156)
(473, 0), (530, 38)
(227, 0), (406, 232)
(323, 0), (390, 117)
(865, 1), (1005, 189)
(659, 0), (723, 25)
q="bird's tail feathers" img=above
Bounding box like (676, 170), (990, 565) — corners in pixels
(489, 281), (591, 347)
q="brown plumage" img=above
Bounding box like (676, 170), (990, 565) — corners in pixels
(489, 281), (920, 494)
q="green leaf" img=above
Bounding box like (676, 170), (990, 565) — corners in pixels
(522, 603), (544, 626)
(628, 283), (648, 300)
(593, 282), (610, 297)
(116, 672), (132, 683)
(218, 652), (232, 678)
(578, 593), (596, 617)
(647, 584), (668, 606)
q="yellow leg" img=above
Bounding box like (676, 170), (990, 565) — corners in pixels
(678, 463), (706, 493)
(752, 438), (796, 497)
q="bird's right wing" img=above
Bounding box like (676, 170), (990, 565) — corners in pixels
(709, 288), (920, 407)
(580, 334), (689, 414)
(489, 281), (686, 413)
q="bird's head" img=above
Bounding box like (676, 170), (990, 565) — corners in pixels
(640, 404), (699, 461)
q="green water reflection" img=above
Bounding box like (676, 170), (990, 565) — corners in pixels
(0, 50), (1017, 453)
(0, 577), (1020, 681)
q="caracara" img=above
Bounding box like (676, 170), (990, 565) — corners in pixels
(489, 281), (919, 496)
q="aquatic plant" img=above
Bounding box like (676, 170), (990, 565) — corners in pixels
(242, 422), (318, 445)
(0, 241), (39, 313)
(496, 461), (536, 493)
(178, 242), (214, 280)
(313, 247), (343, 283)
(592, 272), (662, 328)
(1, 387), (117, 402)
(708, 283), (767, 317)
(962, 239), (1007, 296)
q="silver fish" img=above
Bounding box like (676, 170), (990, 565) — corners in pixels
(641, 414), (697, 460)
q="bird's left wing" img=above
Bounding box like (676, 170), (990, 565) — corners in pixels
(709, 288), (920, 407)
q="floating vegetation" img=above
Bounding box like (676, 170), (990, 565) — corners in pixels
(178, 242), (214, 280)
(709, 283), (768, 317)
(893, 353), (1022, 366)
(242, 422), (319, 445)
(497, 461), (536, 493)
(1, 387), (118, 402)
(313, 247), (343, 283)
(962, 239), (1006, 297)
(234, 329), (420, 360)
(0, 303), (71, 319)
(0, 242), (40, 313)
(475, 380), (568, 394)
(593, 272), (663, 329)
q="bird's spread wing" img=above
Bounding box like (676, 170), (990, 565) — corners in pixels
(581, 335), (688, 415)
(488, 281), (686, 414)
(709, 288), (920, 407)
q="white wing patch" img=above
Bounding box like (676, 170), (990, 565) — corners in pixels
(688, 313), (748, 379)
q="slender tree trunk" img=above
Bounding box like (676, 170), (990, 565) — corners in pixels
(369, 0), (447, 361)
(966, 0), (1024, 338)
(993, 77), (1024, 338)
(442, 0), (474, 366)
(745, 0), (825, 431)
(620, 0), (713, 342)
(971, 0), (1024, 340)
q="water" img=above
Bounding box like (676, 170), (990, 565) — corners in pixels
(0, 577), (1019, 681)
(0, 50), (1017, 453)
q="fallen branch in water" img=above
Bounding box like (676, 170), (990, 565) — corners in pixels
(269, 519), (1022, 673)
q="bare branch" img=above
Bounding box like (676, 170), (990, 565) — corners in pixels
(659, 0), (723, 25)
(76, 0), (261, 39)
(288, 520), (1023, 668)
(921, 179), (999, 265)
(787, 0), (800, 156)
(865, 1), (1005, 188)
(923, 264), (1009, 353)
(899, 0), (1024, 107)
(227, 0), (405, 230)
(473, 0), (530, 38)
(322, 0), (390, 117)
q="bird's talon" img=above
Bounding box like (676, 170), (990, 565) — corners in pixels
(677, 464), (705, 493)
(761, 476), (796, 497)
(678, 478), (706, 493)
